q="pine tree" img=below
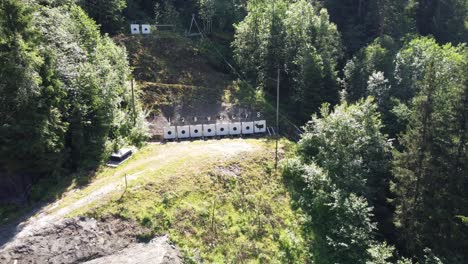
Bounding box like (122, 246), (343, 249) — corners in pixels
(0, 0), (47, 172)
(392, 39), (467, 262)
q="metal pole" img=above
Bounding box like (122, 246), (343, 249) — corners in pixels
(131, 79), (136, 125)
(275, 68), (280, 171)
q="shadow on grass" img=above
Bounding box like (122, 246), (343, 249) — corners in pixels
(0, 168), (99, 248)
(281, 166), (316, 262)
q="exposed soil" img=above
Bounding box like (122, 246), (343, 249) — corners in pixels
(0, 217), (181, 264)
(83, 235), (180, 264)
(214, 164), (243, 179)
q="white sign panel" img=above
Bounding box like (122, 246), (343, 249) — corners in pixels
(254, 120), (266, 133)
(177, 125), (190, 139)
(229, 123), (241, 135)
(242, 122), (254, 134)
(163, 126), (176, 139)
(141, 24), (151, 34)
(130, 24), (140, 34)
(216, 123), (229, 136)
(190, 125), (203, 138)
(203, 124), (216, 137)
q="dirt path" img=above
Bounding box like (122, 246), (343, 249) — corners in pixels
(0, 139), (258, 262)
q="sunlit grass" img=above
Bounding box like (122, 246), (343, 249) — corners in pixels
(67, 138), (308, 263)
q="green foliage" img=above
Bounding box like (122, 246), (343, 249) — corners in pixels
(283, 98), (399, 263)
(0, 1), (147, 180)
(412, 0), (467, 44)
(0, 0), (64, 173)
(299, 98), (392, 203)
(210, 0), (246, 32)
(318, 0), (465, 57)
(78, 0), (127, 34)
(233, 0), (288, 84)
(153, 0), (180, 26)
(366, 242), (397, 264)
(233, 0), (342, 121)
(367, 71), (391, 107)
(343, 35), (397, 103)
(394, 37), (465, 101)
(346, 36), (466, 139)
(197, 0), (247, 32)
(392, 38), (467, 262)
(341, 37), (467, 262)
(319, 0), (415, 56)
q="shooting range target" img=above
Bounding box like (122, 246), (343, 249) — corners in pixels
(163, 126), (176, 139)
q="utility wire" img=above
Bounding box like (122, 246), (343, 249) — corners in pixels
(191, 15), (304, 136)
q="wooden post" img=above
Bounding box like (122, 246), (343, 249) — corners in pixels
(131, 79), (136, 125)
(120, 174), (128, 200)
(275, 68), (280, 171)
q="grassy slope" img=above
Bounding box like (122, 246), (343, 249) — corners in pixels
(113, 32), (270, 126)
(62, 139), (309, 263)
(113, 32), (234, 117)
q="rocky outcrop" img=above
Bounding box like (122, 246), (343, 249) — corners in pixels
(0, 217), (181, 264)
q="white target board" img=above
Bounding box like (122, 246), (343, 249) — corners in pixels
(216, 123), (229, 136)
(177, 126), (190, 139)
(130, 24), (140, 34)
(242, 122), (254, 134)
(190, 125), (203, 138)
(229, 123), (241, 135)
(163, 126), (176, 139)
(254, 120), (266, 133)
(141, 24), (151, 34)
(203, 124), (216, 137)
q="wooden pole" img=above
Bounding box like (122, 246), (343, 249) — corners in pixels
(275, 68), (280, 171)
(131, 79), (136, 125)
(120, 173), (128, 200)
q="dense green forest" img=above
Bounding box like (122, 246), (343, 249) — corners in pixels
(1, 0), (467, 263)
(0, 0), (147, 200)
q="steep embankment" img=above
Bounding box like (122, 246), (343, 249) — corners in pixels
(113, 33), (266, 139)
(114, 33), (233, 118)
(1, 139), (308, 263)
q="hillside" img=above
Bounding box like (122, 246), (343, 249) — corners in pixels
(1, 0), (466, 263)
(113, 32), (266, 138)
(1, 139), (308, 263)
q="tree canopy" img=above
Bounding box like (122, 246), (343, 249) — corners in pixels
(233, 0), (342, 121)
(0, 0), (146, 180)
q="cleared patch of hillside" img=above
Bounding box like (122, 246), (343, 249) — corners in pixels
(86, 139), (307, 263)
(111, 32), (271, 140)
(113, 33), (233, 118)
(1, 139), (309, 262)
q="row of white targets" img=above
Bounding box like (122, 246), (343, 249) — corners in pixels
(130, 24), (151, 34)
(163, 121), (267, 140)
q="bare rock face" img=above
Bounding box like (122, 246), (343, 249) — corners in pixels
(83, 236), (181, 264)
(0, 217), (182, 264)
